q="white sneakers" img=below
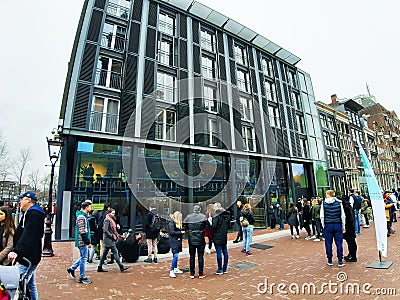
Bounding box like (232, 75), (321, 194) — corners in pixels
(173, 268), (183, 274)
(313, 238), (321, 242)
(169, 271), (176, 278)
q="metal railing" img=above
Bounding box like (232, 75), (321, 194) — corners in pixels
(107, 2), (130, 19)
(89, 111), (119, 134)
(95, 69), (122, 90)
(100, 33), (126, 51)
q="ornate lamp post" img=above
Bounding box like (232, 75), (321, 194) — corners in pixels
(42, 135), (63, 257)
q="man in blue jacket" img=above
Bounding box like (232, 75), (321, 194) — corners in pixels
(8, 191), (45, 300)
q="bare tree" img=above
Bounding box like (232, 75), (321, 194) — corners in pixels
(41, 174), (51, 202)
(28, 169), (41, 193)
(13, 148), (32, 194)
(0, 131), (10, 180)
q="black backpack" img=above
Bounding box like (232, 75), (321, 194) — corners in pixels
(150, 215), (162, 231)
(353, 195), (362, 210)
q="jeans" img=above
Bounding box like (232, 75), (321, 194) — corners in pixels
(354, 209), (360, 234)
(315, 219), (323, 239)
(188, 244), (205, 275)
(215, 244), (229, 272)
(19, 263), (39, 300)
(323, 223), (343, 262)
(242, 226), (254, 252)
(71, 245), (88, 279)
(170, 252), (179, 271)
(99, 244), (123, 269)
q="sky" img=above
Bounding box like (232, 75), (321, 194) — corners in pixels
(0, 0), (399, 181)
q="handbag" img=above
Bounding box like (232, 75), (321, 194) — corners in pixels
(239, 216), (249, 227)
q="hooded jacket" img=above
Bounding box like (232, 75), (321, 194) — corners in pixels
(211, 209), (231, 246)
(13, 204), (45, 266)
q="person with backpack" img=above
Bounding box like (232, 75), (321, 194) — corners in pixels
(144, 207), (161, 263)
(349, 189), (362, 235)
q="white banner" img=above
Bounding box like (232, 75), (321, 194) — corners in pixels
(358, 142), (388, 257)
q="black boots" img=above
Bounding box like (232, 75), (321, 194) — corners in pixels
(97, 266), (108, 272)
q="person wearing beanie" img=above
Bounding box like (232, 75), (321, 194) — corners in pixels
(183, 205), (208, 279)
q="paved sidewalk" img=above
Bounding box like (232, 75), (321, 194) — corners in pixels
(36, 222), (400, 299)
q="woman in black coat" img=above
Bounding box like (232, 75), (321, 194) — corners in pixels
(211, 203), (231, 274)
(302, 200), (312, 239)
(168, 211), (184, 278)
(342, 196), (357, 262)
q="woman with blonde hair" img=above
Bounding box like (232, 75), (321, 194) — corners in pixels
(168, 211), (185, 278)
(0, 206), (15, 265)
(240, 203), (255, 255)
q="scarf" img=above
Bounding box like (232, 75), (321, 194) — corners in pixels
(106, 214), (118, 241)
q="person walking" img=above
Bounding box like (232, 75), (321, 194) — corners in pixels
(240, 204), (255, 256)
(97, 208), (130, 273)
(287, 202), (300, 239)
(320, 190), (346, 267)
(144, 207), (161, 263)
(183, 205), (208, 279)
(211, 202), (230, 275)
(67, 201), (93, 284)
(342, 196), (357, 262)
(232, 200), (244, 243)
(8, 191), (45, 299)
(0, 206), (16, 265)
(168, 211), (184, 278)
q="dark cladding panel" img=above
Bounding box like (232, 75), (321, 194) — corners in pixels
(227, 36), (234, 59)
(87, 10), (102, 42)
(140, 97), (155, 140)
(193, 45), (200, 74)
(128, 22), (140, 53)
(218, 56), (226, 81)
(180, 40), (188, 69)
(217, 31), (224, 54)
(124, 55), (137, 92)
(192, 19), (199, 44)
(94, 0), (106, 9)
(143, 60), (155, 95)
(180, 15), (187, 38)
(179, 70), (188, 101)
(177, 100), (190, 145)
(132, 0), (143, 21)
(72, 83), (91, 129)
(79, 43), (97, 82)
(148, 2), (158, 27)
(146, 28), (156, 59)
(119, 92), (136, 136)
(229, 60), (236, 84)
(250, 69), (258, 94)
(248, 48), (255, 68)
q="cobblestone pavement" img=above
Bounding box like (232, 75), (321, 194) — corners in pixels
(35, 221), (400, 300)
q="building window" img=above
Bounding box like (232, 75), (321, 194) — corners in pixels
(156, 72), (175, 103)
(296, 115), (305, 134)
(107, 0), (130, 19)
(158, 11), (175, 36)
(331, 133), (338, 147)
(239, 97), (253, 122)
(204, 86), (218, 113)
(89, 96), (119, 134)
(323, 131), (330, 146)
(201, 56), (215, 80)
(200, 29), (215, 52)
(268, 106), (280, 128)
(157, 39), (173, 66)
(237, 70), (250, 92)
(327, 149), (334, 168)
(261, 57), (273, 77)
(101, 22), (126, 51)
(327, 117), (334, 130)
(320, 114), (327, 128)
(300, 138), (308, 157)
(287, 69), (297, 88)
(155, 109), (176, 141)
(209, 119), (218, 147)
(95, 57), (123, 90)
(242, 126), (255, 152)
(265, 81), (276, 102)
(291, 91), (301, 110)
(234, 44), (247, 66)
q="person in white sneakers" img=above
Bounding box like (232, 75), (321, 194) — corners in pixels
(168, 211), (185, 278)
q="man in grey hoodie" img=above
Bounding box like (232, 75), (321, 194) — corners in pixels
(320, 190), (346, 267)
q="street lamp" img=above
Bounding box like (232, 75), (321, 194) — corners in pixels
(42, 135), (63, 257)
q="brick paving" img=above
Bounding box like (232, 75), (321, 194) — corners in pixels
(35, 221), (400, 299)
